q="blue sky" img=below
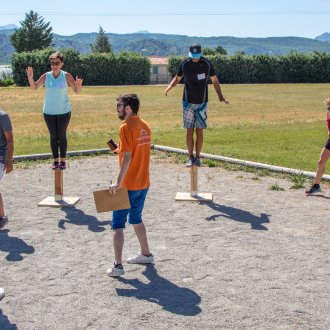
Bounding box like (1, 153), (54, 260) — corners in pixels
(1, 0), (330, 38)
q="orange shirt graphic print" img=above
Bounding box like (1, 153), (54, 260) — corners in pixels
(137, 128), (151, 147)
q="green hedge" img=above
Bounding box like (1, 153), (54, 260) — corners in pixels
(12, 48), (150, 86)
(13, 49), (330, 85)
(168, 52), (330, 84)
(77, 52), (150, 85)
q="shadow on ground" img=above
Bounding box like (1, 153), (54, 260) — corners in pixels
(306, 194), (330, 200)
(0, 309), (17, 330)
(204, 201), (271, 230)
(58, 207), (111, 232)
(116, 264), (201, 316)
(0, 230), (35, 261)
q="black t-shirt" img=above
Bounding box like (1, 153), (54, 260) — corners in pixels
(177, 57), (216, 104)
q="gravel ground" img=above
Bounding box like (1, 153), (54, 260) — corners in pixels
(0, 154), (329, 330)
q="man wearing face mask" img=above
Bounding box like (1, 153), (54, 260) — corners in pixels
(165, 44), (229, 167)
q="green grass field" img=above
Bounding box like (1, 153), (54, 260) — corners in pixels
(1, 83), (329, 172)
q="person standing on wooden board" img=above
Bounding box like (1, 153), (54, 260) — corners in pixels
(165, 44), (229, 167)
(26, 51), (83, 170)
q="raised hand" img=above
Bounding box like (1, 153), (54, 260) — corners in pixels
(326, 96), (330, 107)
(75, 76), (83, 86)
(26, 67), (34, 78)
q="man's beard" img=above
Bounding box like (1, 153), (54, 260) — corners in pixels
(118, 114), (125, 120)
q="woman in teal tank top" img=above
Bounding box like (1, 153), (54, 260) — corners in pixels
(26, 52), (83, 170)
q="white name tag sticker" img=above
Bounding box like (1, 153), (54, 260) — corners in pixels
(197, 73), (206, 80)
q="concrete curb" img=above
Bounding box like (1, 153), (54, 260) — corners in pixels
(13, 148), (110, 161)
(13, 144), (329, 181)
(151, 144), (330, 181)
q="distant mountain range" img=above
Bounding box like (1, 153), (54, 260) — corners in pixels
(1, 25), (330, 64)
(0, 24), (18, 31)
(315, 32), (330, 42)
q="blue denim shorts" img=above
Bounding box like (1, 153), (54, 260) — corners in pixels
(112, 188), (149, 230)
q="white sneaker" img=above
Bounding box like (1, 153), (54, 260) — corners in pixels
(127, 252), (154, 264)
(107, 264), (125, 277)
(0, 288), (5, 301)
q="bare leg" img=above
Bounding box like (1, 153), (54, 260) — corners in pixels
(0, 193), (4, 217)
(195, 128), (204, 156)
(132, 222), (151, 255)
(314, 148), (330, 184)
(186, 128), (194, 156)
(113, 229), (124, 265)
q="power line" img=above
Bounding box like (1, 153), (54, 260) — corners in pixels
(1, 11), (330, 17)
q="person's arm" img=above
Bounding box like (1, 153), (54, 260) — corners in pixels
(109, 152), (132, 195)
(210, 75), (229, 104)
(26, 67), (46, 90)
(165, 75), (182, 96)
(66, 73), (83, 94)
(3, 131), (13, 174)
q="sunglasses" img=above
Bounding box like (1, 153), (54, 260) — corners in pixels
(50, 61), (61, 66)
(117, 103), (125, 108)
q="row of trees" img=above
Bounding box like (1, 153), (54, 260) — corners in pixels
(10, 10), (150, 86)
(9, 10), (330, 85)
(168, 51), (330, 83)
(12, 48), (150, 86)
(12, 48), (330, 86)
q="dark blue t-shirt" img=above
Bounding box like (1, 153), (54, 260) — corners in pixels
(0, 110), (13, 163)
(177, 57), (216, 104)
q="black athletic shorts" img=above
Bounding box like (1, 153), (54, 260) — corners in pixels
(324, 137), (330, 150)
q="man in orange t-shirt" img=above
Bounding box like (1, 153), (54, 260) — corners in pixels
(107, 94), (154, 277)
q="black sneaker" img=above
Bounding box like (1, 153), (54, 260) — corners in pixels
(51, 161), (59, 170)
(186, 156), (194, 167)
(305, 184), (321, 194)
(194, 156), (201, 167)
(0, 215), (8, 229)
(59, 161), (66, 170)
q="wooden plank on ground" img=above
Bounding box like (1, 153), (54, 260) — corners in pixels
(175, 192), (213, 201)
(38, 196), (80, 207)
